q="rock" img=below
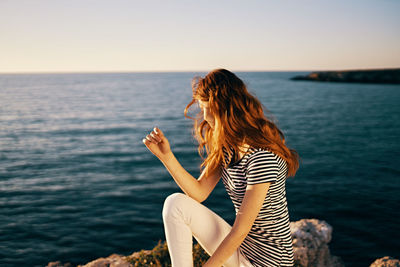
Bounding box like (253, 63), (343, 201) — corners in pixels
(54, 218), (400, 267)
(76, 253), (133, 267)
(46, 262), (73, 267)
(290, 68), (400, 84)
(370, 256), (400, 267)
(290, 218), (345, 267)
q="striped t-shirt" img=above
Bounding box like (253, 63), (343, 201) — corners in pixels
(221, 146), (294, 267)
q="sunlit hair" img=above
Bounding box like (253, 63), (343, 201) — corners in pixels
(184, 69), (299, 178)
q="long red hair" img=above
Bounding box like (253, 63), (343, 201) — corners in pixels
(184, 69), (299, 178)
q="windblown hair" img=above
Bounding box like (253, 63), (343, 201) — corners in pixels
(184, 69), (299, 178)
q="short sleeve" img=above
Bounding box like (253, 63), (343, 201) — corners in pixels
(246, 150), (279, 185)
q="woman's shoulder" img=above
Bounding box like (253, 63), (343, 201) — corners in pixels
(246, 147), (278, 160)
(246, 147), (288, 175)
(223, 146), (282, 168)
(246, 147), (287, 168)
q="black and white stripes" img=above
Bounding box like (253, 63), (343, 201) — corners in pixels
(221, 146), (294, 267)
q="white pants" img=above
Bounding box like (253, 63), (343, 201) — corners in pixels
(162, 192), (254, 267)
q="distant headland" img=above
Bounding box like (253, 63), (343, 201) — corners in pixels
(290, 68), (400, 84)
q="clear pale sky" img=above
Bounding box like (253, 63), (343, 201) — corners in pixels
(1, 0), (399, 73)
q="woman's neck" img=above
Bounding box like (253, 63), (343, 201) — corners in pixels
(237, 143), (250, 159)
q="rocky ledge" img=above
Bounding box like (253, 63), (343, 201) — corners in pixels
(47, 218), (399, 267)
(290, 68), (400, 84)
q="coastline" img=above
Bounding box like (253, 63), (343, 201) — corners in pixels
(47, 218), (349, 267)
(290, 68), (400, 84)
(47, 218), (400, 267)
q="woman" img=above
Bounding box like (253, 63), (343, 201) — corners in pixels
(142, 69), (299, 267)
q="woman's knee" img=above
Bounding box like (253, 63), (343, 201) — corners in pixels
(162, 192), (188, 219)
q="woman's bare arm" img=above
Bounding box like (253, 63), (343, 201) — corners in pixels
(160, 153), (222, 202)
(203, 182), (271, 267)
(143, 127), (221, 202)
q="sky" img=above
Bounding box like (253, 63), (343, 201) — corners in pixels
(0, 0), (399, 73)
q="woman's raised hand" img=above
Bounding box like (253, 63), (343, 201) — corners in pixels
(142, 127), (172, 161)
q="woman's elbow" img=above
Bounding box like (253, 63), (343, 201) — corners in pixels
(186, 191), (206, 203)
(195, 192), (208, 203)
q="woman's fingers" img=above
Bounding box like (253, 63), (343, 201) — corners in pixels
(154, 127), (164, 138)
(142, 138), (150, 145)
(142, 127), (163, 145)
(145, 133), (158, 144)
(150, 132), (162, 143)
(142, 127), (164, 145)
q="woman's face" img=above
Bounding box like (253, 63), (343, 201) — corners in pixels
(198, 100), (215, 129)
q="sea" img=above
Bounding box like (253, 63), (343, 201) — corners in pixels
(0, 72), (399, 267)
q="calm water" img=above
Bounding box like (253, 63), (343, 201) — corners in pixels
(0, 72), (399, 267)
